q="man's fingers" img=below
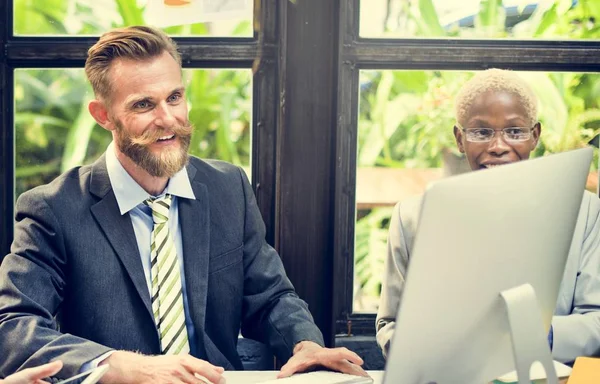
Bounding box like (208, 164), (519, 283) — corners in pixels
(14, 361), (63, 381)
(191, 368), (222, 384)
(279, 360), (368, 380)
(324, 360), (369, 378)
(194, 373), (227, 384)
(277, 359), (306, 379)
(174, 368), (207, 384)
(277, 362), (296, 378)
(278, 346), (365, 379)
(323, 348), (364, 366)
(182, 356), (224, 373)
(163, 364), (205, 384)
(351, 363), (369, 377)
(26, 360), (63, 380)
(180, 357), (224, 384)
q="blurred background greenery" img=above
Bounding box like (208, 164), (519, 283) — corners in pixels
(12, 0), (600, 313)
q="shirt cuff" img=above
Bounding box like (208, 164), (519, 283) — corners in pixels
(81, 350), (115, 373)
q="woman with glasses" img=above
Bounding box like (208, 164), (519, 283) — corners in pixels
(376, 68), (600, 365)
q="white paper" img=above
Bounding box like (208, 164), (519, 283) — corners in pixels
(496, 360), (572, 383)
(255, 371), (373, 384)
(221, 371), (377, 384)
(145, 0), (251, 28)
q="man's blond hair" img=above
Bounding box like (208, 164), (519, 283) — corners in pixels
(455, 68), (538, 127)
(85, 26), (181, 101)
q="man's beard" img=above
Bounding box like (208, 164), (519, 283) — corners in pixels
(114, 119), (193, 178)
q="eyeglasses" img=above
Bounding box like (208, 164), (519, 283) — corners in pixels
(457, 123), (535, 143)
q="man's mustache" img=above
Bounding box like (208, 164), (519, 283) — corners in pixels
(129, 123), (194, 146)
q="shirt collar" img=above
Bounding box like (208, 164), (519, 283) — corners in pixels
(105, 142), (196, 215)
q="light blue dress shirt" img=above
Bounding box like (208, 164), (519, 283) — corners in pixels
(83, 143), (197, 370)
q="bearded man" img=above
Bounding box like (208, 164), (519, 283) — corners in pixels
(0, 26), (367, 383)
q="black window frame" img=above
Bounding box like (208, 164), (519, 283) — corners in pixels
(332, 0), (600, 336)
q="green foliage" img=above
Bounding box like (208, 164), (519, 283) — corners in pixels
(14, 0), (252, 198)
(354, 0), (600, 312)
(413, 0), (445, 37)
(475, 0), (507, 37)
(116, 0), (145, 26)
(186, 70), (252, 165)
(353, 208), (391, 312)
(519, 0), (599, 39)
(14, 69), (107, 195)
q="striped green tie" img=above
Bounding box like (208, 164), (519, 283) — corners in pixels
(146, 194), (190, 355)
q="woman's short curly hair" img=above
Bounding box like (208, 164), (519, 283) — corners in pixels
(455, 68), (538, 127)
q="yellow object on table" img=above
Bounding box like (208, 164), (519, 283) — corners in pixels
(568, 357), (600, 383)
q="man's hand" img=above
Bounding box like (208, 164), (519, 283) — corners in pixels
(278, 341), (368, 378)
(2, 360), (63, 384)
(99, 351), (225, 384)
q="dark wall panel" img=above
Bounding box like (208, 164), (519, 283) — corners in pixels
(278, 0), (339, 346)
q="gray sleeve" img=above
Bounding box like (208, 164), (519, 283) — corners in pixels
(376, 200), (415, 358)
(552, 193), (600, 364)
(0, 191), (112, 379)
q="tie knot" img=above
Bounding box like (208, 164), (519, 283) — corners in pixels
(146, 194), (172, 224)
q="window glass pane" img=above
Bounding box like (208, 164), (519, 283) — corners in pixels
(14, 68), (252, 200)
(14, 0), (253, 37)
(360, 0), (600, 40)
(353, 69), (600, 313)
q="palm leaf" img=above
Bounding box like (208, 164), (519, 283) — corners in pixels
(115, 0), (145, 26)
(61, 98), (98, 171)
(14, 113), (71, 129)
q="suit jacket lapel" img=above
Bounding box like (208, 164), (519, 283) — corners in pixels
(179, 163), (211, 359)
(88, 155), (155, 325)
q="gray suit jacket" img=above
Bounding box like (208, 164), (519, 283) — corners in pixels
(376, 191), (600, 364)
(0, 155), (323, 379)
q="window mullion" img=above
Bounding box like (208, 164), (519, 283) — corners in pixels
(6, 38), (264, 68)
(348, 40), (600, 71)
